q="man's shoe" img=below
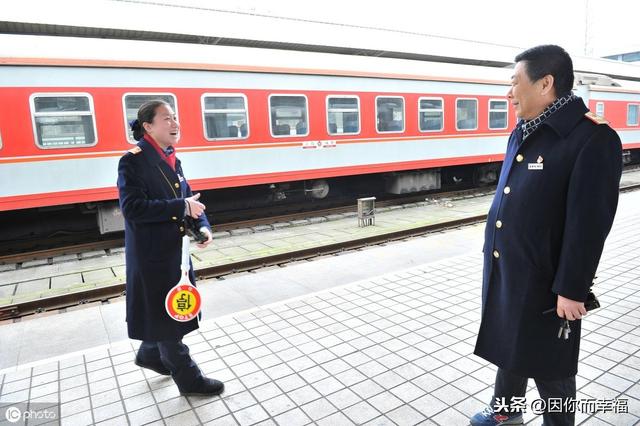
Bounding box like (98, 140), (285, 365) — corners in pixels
(134, 358), (171, 376)
(470, 406), (523, 425)
(179, 378), (225, 396)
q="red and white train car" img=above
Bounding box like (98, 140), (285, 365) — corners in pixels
(1, 34), (639, 233)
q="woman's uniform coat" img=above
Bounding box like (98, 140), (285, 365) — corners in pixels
(474, 98), (622, 380)
(117, 138), (211, 341)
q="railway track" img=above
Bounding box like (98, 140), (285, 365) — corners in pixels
(619, 182), (640, 193)
(0, 239), (124, 267)
(1, 177), (639, 321)
(0, 188), (488, 266)
(4, 164), (639, 266)
(0, 213), (487, 321)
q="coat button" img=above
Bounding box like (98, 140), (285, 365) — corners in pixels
(172, 216), (177, 221)
(180, 226), (184, 232)
(174, 183), (179, 188)
(495, 220), (502, 228)
(503, 186), (511, 194)
(493, 250), (500, 258)
(516, 154), (524, 162)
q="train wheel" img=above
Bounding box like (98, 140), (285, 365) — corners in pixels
(473, 163), (500, 186)
(305, 179), (330, 199)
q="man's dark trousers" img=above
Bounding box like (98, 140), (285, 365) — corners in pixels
(493, 368), (576, 426)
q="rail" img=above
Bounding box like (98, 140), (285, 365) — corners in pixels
(1, 179), (639, 321)
(0, 214), (487, 320)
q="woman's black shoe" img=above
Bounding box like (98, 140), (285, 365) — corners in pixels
(179, 378), (225, 396)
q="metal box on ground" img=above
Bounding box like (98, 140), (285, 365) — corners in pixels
(357, 197), (376, 227)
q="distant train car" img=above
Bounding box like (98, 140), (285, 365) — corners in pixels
(1, 34), (639, 236)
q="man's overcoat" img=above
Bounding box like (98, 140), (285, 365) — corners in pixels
(474, 98), (622, 380)
(117, 138), (210, 341)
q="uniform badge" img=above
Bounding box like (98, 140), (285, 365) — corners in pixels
(529, 156), (543, 170)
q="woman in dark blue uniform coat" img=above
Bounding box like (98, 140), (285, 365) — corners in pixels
(470, 46), (622, 426)
(117, 100), (224, 396)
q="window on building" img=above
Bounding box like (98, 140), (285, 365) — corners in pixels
(376, 97), (404, 133)
(327, 96), (360, 135)
(31, 94), (97, 148)
(270, 95), (308, 137)
(627, 104), (639, 126)
(123, 94), (177, 143)
(595, 102), (605, 117)
(488, 100), (508, 129)
(456, 98), (478, 130)
(203, 95), (248, 140)
(418, 98), (443, 132)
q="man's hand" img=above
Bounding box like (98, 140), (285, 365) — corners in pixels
(185, 193), (205, 219)
(557, 295), (587, 321)
(196, 227), (213, 248)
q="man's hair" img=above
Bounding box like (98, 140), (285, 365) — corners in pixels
(515, 45), (574, 97)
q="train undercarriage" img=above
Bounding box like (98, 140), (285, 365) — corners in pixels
(1, 162), (504, 254)
(2, 147), (638, 256)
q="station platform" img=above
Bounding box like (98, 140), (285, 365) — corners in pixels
(0, 190), (639, 425)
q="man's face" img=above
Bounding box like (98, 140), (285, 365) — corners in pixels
(507, 61), (551, 120)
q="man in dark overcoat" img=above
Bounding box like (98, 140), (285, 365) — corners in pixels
(470, 45), (622, 426)
(118, 100), (224, 396)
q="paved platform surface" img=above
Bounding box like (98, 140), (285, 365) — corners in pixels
(0, 191), (638, 425)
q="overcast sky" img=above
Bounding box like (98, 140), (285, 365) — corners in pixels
(180, 0), (638, 58)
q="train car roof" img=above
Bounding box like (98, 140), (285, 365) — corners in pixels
(0, 34), (515, 85)
(4, 34), (640, 92)
(0, 1), (521, 67)
(2, 0), (640, 82)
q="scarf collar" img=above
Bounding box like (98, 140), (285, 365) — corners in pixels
(143, 135), (176, 171)
(520, 93), (578, 140)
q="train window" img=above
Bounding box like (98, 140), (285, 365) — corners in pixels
(376, 96), (404, 133)
(456, 98), (478, 131)
(595, 102), (605, 117)
(30, 94), (97, 149)
(327, 96), (360, 135)
(418, 98), (443, 132)
(627, 104), (639, 126)
(202, 94), (249, 140)
(123, 93), (177, 143)
(269, 95), (309, 137)
(488, 100), (508, 130)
